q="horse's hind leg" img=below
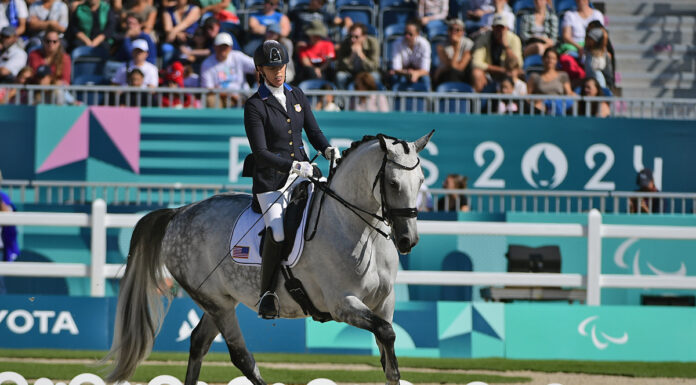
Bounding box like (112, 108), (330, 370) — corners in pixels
(213, 308), (266, 385)
(184, 313), (219, 385)
(333, 295), (400, 385)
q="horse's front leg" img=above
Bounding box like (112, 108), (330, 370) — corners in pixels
(184, 313), (219, 385)
(332, 295), (400, 385)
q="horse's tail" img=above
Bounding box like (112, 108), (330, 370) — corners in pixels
(104, 208), (177, 382)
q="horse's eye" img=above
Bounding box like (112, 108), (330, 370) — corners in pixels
(389, 180), (399, 188)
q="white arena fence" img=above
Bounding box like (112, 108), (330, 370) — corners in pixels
(3, 180), (695, 215)
(1, 199), (696, 305)
(1, 84), (696, 119)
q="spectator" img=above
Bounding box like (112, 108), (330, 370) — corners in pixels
(265, 22), (294, 83)
(119, 0), (156, 36)
(314, 82), (340, 111)
(389, 19), (431, 90)
(249, 0), (290, 38)
(518, 0), (557, 58)
(1, 65), (31, 103)
(504, 55), (526, 95)
(526, 47), (574, 113)
(67, 0), (116, 51)
(560, 0), (603, 57)
(179, 25), (212, 69)
(416, 184), (433, 212)
(583, 23), (613, 89)
(118, 66), (156, 106)
(437, 173), (469, 212)
(492, 76), (520, 114)
(289, 0), (337, 48)
(335, 23), (380, 90)
(26, 0), (69, 49)
(198, 0), (238, 25)
(629, 168), (661, 214)
(471, 13), (522, 92)
(0, 26), (27, 83)
(182, 60), (198, 87)
(114, 12), (156, 64)
(111, 38), (158, 87)
(0, 0), (28, 37)
(417, 0), (448, 38)
(296, 19), (335, 83)
(200, 32), (255, 107)
(433, 18), (473, 89)
(0, 169), (19, 295)
(577, 76), (609, 118)
(162, 0), (200, 47)
(27, 29), (70, 84)
(350, 71), (389, 112)
(160, 61), (193, 108)
(464, 0), (493, 33)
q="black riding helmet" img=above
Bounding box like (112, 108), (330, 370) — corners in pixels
(253, 40), (289, 67)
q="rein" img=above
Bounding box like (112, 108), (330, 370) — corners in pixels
(306, 135), (420, 241)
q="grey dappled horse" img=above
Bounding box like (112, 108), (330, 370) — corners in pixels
(105, 132), (433, 385)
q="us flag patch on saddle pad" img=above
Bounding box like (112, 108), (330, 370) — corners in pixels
(232, 246), (249, 259)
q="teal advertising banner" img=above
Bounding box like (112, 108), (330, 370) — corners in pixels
(2, 106), (695, 192)
(1, 296), (694, 361)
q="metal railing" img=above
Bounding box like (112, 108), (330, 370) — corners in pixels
(1, 201), (695, 304)
(1, 84), (696, 119)
(3, 180), (695, 214)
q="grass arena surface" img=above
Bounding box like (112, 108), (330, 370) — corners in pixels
(0, 349), (694, 384)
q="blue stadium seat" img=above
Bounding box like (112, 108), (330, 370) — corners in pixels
(379, 0), (415, 40)
(383, 23), (405, 38)
(71, 45), (109, 61)
(435, 81), (472, 113)
(513, 0), (535, 14)
(103, 60), (125, 80)
(338, 9), (373, 27)
(394, 82), (429, 112)
(71, 46), (109, 81)
(298, 79), (336, 90)
(381, 35), (401, 71)
(288, 0), (310, 10)
(426, 21), (448, 40)
(73, 75), (108, 105)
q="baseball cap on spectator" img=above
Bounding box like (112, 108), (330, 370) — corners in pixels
(492, 13), (512, 29)
(132, 39), (149, 52)
(587, 27), (604, 43)
(304, 20), (327, 38)
(636, 169), (654, 189)
(0, 26), (16, 36)
(214, 32), (233, 46)
(266, 23), (281, 35)
(36, 65), (52, 78)
(166, 61), (185, 87)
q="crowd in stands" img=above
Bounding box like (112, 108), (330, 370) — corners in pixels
(0, 0), (616, 115)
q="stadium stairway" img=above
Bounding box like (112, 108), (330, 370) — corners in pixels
(604, 0), (696, 99)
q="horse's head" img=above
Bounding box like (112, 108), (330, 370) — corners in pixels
(379, 130), (434, 254)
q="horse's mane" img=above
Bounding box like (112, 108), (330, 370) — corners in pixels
(335, 134), (411, 169)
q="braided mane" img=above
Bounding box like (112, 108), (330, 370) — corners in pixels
(335, 134), (410, 169)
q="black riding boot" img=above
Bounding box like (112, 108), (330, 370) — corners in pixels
(258, 228), (284, 319)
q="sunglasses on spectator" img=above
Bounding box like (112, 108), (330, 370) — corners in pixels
(404, 32), (415, 36)
(449, 28), (463, 32)
(44, 39), (60, 44)
(350, 34), (362, 39)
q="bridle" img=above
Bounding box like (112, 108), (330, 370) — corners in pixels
(307, 134), (420, 240)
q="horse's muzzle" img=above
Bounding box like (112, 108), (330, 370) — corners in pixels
(396, 235), (419, 254)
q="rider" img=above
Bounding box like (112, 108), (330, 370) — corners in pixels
(244, 40), (341, 319)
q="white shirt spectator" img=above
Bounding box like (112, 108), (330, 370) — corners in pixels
(0, 42), (27, 76)
(111, 61), (159, 87)
(562, 9), (604, 44)
(0, 0), (28, 29)
(200, 51), (255, 90)
(28, 0), (68, 37)
(392, 35), (431, 71)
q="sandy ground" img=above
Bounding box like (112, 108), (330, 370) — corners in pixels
(1, 358), (692, 385)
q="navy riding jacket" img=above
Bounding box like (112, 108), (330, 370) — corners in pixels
(244, 82), (330, 198)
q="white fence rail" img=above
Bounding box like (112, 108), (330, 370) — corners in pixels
(1, 199), (696, 304)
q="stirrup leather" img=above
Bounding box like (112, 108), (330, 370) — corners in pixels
(257, 290), (280, 319)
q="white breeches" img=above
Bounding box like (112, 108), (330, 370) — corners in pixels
(256, 174), (303, 243)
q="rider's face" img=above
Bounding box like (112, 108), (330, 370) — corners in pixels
(261, 64), (286, 87)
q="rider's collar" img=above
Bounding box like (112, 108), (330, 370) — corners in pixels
(259, 82), (293, 100)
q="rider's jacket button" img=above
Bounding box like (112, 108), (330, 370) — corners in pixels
(287, 129), (292, 134)
(286, 118), (291, 123)
(289, 141), (293, 145)
(290, 153), (295, 157)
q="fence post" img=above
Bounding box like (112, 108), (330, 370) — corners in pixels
(587, 209), (602, 305)
(90, 199), (107, 297)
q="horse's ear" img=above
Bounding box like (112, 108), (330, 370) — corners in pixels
(414, 130), (434, 153)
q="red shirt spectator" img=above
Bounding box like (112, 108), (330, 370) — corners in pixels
(297, 19), (335, 82)
(27, 30), (71, 84)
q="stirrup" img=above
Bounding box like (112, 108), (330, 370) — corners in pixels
(257, 291), (280, 319)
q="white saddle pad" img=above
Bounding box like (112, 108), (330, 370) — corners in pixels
(229, 184), (314, 267)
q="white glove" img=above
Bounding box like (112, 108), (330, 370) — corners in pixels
(291, 160), (313, 178)
(324, 146), (341, 161)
